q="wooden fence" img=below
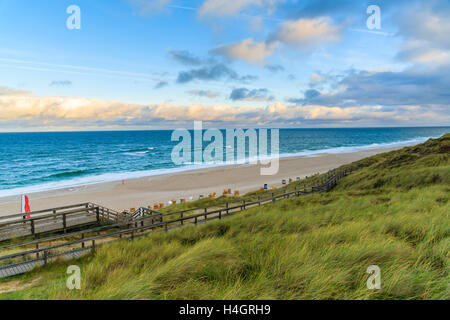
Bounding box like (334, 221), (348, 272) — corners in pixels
(0, 203), (120, 242)
(0, 168), (350, 278)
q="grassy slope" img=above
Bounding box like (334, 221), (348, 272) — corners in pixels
(1, 134), (449, 300)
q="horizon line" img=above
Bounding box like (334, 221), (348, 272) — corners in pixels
(1, 125), (449, 134)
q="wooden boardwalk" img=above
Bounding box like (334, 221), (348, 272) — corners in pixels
(0, 248), (90, 278)
(0, 203), (119, 241)
(0, 168), (351, 278)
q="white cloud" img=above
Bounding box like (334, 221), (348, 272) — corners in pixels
(400, 10), (450, 48)
(0, 86), (31, 96)
(198, 0), (281, 17)
(309, 73), (326, 85)
(249, 16), (264, 32)
(398, 40), (450, 67)
(270, 17), (341, 46)
(397, 7), (450, 67)
(187, 90), (221, 98)
(409, 48), (450, 66)
(1, 93), (447, 130)
(213, 39), (276, 65)
(128, 0), (172, 15)
(0, 95), (254, 123)
(213, 17), (341, 65)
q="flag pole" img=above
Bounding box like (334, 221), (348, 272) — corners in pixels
(21, 195), (31, 219)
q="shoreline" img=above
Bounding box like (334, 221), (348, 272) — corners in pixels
(0, 147), (400, 216)
(0, 135), (432, 199)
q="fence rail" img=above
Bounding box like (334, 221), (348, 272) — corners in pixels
(0, 168), (351, 278)
(0, 203), (120, 242)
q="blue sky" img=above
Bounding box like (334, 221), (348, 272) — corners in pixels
(0, 0), (449, 130)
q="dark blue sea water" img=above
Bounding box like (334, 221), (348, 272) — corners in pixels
(0, 127), (448, 197)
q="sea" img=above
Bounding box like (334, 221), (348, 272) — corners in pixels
(0, 127), (448, 197)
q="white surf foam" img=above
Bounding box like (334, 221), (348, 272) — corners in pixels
(0, 135), (436, 198)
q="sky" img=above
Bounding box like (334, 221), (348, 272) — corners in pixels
(0, 0), (449, 131)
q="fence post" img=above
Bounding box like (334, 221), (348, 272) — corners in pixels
(63, 214), (67, 233)
(181, 212), (184, 225)
(91, 240), (96, 252)
(30, 220), (35, 237)
(96, 207), (100, 223)
(43, 250), (48, 265)
(81, 233), (85, 248)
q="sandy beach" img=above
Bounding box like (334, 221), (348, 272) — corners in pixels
(0, 147), (398, 216)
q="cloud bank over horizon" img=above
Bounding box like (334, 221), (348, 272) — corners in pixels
(1, 85), (448, 131)
(0, 0), (449, 131)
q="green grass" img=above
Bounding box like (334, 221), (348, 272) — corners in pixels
(1, 134), (449, 300)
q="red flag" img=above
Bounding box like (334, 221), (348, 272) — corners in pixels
(21, 195), (31, 218)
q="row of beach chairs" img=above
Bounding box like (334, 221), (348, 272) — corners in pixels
(121, 173), (321, 215)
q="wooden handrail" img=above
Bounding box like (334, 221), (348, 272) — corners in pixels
(0, 168), (352, 272)
(165, 169), (337, 216)
(0, 207), (99, 228)
(0, 203), (91, 221)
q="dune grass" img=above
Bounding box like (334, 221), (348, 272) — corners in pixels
(0, 134), (449, 300)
